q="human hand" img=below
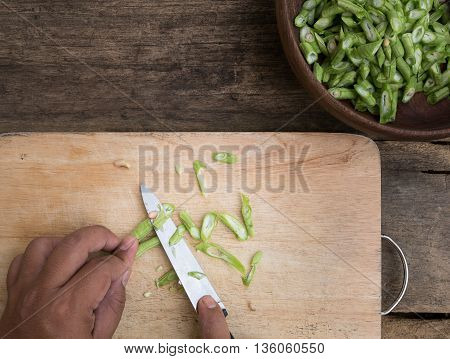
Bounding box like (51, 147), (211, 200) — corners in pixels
(197, 295), (231, 339)
(0, 225), (138, 338)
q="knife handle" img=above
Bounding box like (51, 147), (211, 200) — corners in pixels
(222, 309), (234, 339)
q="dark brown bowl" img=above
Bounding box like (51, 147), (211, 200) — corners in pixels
(276, 0), (450, 140)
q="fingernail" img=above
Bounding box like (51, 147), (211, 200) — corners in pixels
(202, 295), (217, 309)
(122, 270), (131, 286)
(120, 236), (136, 251)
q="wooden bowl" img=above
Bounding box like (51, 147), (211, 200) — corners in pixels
(276, 0), (450, 140)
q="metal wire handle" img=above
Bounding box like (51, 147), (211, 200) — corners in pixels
(381, 235), (409, 316)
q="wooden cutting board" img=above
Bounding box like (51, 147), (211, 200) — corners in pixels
(0, 133), (380, 338)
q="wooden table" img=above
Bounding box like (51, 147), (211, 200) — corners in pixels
(0, 0), (448, 338)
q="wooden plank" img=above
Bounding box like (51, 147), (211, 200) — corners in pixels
(0, 133), (381, 338)
(382, 315), (450, 339)
(0, 1), (355, 134)
(379, 141), (450, 313)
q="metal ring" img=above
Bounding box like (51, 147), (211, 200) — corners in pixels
(381, 235), (409, 316)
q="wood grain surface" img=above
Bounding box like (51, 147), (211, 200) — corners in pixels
(0, 133), (381, 338)
(379, 141), (450, 313)
(0, 0), (353, 134)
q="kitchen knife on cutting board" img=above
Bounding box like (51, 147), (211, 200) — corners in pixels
(140, 184), (228, 317)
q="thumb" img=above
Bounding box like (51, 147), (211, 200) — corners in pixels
(93, 236), (138, 338)
(197, 296), (230, 339)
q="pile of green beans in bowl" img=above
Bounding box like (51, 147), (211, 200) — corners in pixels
(294, 0), (450, 124)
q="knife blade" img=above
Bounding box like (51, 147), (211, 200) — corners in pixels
(140, 184), (227, 315)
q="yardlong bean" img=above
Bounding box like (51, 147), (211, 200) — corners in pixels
(294, 0), (449, 124)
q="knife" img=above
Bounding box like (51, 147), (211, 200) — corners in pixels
(140, 184), (228, 317)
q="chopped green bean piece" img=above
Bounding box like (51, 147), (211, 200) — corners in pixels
(382, 38), (392, 60)
(429, 63), (442, 84)
(361, 19), (380, 42)
(412, 25), (425, 43)
(329, 87), (357, 99)
(212, 152), (237, 164)
(179, 210), (201, 241)
(387, 10), (403, 33)
(175, 164), (183, 175)
(359, 61), (370, 80)
(427, 86), (450, 104)
(132, 218), (154, 243)
(193, 160), (207, 196)
(196, 241), (246, 275)
(242, 251), (263, 287)
(241, 193), (255, 237)
(376, 21), (388, 37)
(396, 57), (412, 81)
(355, 40), (383, 59)
(328, 61), (353, 74)
(423, 77), (436, 92)
(337, 0), (367, 19)
(217, 213), (248, 241)
(411, 48), (422, 75)
(402, 77), (417, 103)
(153, 203), (175, 230)
(155, 269), (178, 288)
(401, 33), (415, 61)
(201, 212), (217, 242)
(377, 47), (386, 67)
(313, 62), (324, 82)
(342, 16), (358, 28)
(322, 5), (344, 18)
(331, 46), (346, 66)
(408, 9), (426, 21)
(300, 42), (318, 64)
(307, 7), (316, 26)
(169, 225), (186, 246)
(354, 98), (368, 112)
(314, 33), (329, 55)
(136, 236), (161, 258)
(329, 72), (346, 87)
(326, 38), (337, 55)
(314, 17), (334, 31)
(380, 86), (394, 124)
(391, 37), (405, 58)
(188, 271), (206, 280)
(354, 84), (377, 106)
(336, 71), (357, 87)
(295, 9), (309, 28)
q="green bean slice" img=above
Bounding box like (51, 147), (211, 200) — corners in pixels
(188, 271), (206, 280)
(153, 203), (175, 230)
(179, 210), (200, 241)
(196, 241), (246, 275)
(212, 152), (238, 164)
(136, 236), (161, 258)
(193, 160), (207, 195)
(241, 193), (255, 237)
(313, 62), (324, 82)
(300, 42), (318, 64)
(329, 87), (357, 99)
(155, 269), (178, 288)
(242, 251), (263, 287)
(132, 218), (154, 243)
(402, 77), (417, 103)
(354, 84), (377, 106)
(427, 86), (449, 104)
(217, 213), (248, 241)
(169, 225), (186, 246)
(201, 213), (217, 242)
